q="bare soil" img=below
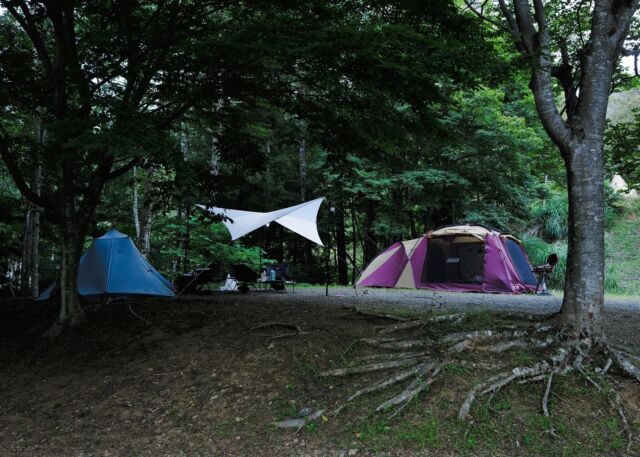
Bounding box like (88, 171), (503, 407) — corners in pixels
(1, 291), (639, 456)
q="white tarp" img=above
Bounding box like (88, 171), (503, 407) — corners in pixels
(196, 197), (325, 245)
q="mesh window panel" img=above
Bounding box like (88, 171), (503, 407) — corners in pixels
(422, 237), (484, 284)
(504, 239), (538, 286)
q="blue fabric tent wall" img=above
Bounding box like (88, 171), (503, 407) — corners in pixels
(77, 228), (174, 297)
(38, 228), (174, 299)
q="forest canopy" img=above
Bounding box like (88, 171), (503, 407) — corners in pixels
(0, 0), (637, 296)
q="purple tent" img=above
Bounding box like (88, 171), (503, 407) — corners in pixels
(355, 225), (538, 294)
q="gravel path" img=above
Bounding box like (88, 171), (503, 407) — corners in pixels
(224, 286), (640, 315)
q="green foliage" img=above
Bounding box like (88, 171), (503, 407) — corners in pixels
(521, 234), (567, 290)
(151, 214), (267, 279)
(529, 187), (568, 242)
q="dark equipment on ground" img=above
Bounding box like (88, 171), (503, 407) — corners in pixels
(533, 253), (559, 295)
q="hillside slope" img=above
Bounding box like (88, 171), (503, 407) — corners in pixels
(606, 197), (640, 295)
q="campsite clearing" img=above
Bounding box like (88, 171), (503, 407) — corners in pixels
(1, 290), (639, 456)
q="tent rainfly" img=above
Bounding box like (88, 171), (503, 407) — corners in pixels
(355, 224), (538, 294)
(37, 228), (175, 300)
(196, 197), (325, 245)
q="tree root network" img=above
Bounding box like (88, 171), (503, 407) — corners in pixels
(320, 309), (640, 449)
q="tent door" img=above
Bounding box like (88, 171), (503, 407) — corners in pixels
(422, 236), (485, 284)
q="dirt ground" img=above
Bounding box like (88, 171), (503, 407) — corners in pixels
(1, 290), (639, 457)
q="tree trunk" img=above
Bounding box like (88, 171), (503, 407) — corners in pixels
(351, 207), (358, 283)
(137, 166), (155, 258)
(46, 217), (86, 337)
(133, 166), (140, 239)
(363, 200), (378, 264)
(30, 163), (41, 298)
(20, 205), (34, 295)
(561, 140), (606, 341)
(335, 205), (349, 285)
(183, 205), (191, 273)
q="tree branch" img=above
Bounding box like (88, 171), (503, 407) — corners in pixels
(108, 157), (140, 180)
(0, 133), (51, 210)
(1, 0), (53, 77)
(462, 0), (512, 34)
(511, 0), (572, 150)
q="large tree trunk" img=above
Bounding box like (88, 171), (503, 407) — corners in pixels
(561, 137), (606, 341)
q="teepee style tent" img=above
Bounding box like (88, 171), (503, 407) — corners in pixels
(195, 197), (325, 245)
(356, 225), (538, 294)
(38, 229), (175, 300)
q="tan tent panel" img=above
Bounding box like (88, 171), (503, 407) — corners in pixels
(401, 238), (421, 254)
(428, 225), (491, 239)
(395, 262), (415, 288)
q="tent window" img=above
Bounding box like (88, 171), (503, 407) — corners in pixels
(504, 239), (537, 286)
(423, 237), (485, 284)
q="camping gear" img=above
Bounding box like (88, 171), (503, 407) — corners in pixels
(37, 228), (175, 299)
(355, 224), (538, 294)
(195, 197), (325, 245)
(532, 253), (559, 295)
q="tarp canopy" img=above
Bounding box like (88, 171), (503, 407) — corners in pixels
(196, 197), (325, 245)
(37, 228), (175, 299)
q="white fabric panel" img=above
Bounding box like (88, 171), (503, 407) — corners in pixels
(196, 197), (325, 245)
(275, 198), (324, 246)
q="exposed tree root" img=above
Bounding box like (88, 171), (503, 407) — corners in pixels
(346, 307), (411, 322)
(579, 367), (635, 450)
(377, 314), (464, 334)
(128, 304), (151, 326)
(319, 310), (639, 448)
(319, 358), (419, 377)
(250, 321), (304, 342)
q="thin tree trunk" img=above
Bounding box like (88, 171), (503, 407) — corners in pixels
(31, 163), (41, 298)
(132, 166), (140, 239)
(363, 200), (378, 264)
(336, 204), (349, 285)
(299, 137), (307, 201)
(20, 207), (33, 295)
(351, 207), (358, 284)
(137, 166), (155, 258)
(183, 205), (191, 273)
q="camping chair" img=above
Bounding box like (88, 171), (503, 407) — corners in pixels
(230, 264), (258, 293)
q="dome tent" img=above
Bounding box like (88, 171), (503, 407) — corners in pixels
(38, 228), (174, 299)
(355, 224), (538, 294)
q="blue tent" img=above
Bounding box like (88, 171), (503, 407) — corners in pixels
(38, 228), (174, 299)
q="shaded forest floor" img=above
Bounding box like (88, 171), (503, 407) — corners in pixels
(1, 292), (639, 456)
